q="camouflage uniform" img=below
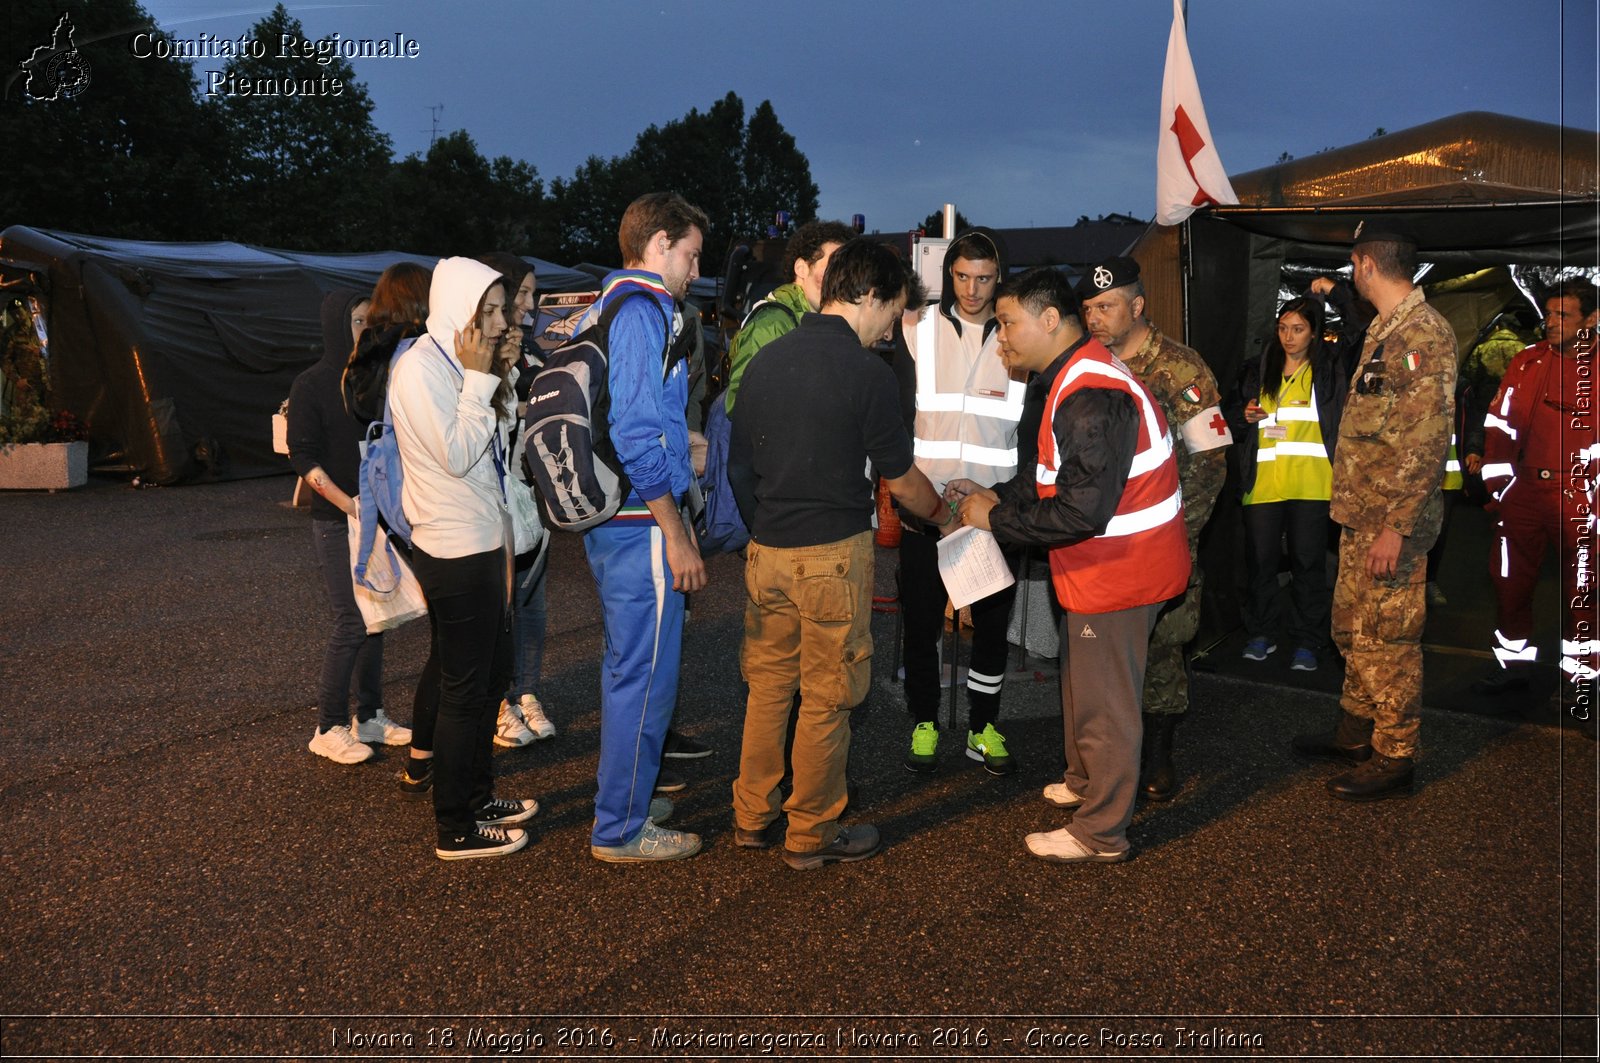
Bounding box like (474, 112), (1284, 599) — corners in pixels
(1121, 326), (1231, 716)
(1329, 287), (1456, 759)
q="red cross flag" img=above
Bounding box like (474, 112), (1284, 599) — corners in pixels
(1156, 0), (1238, 225)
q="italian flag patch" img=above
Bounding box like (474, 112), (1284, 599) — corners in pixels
(1181, 384), (1201, 403)
(1403, 350), (1421, 371)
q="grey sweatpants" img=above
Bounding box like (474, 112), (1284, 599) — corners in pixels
(1058, 602), (1162, 853)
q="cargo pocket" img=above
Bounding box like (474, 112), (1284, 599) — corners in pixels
(840, 632), (873, 709)
(792, 562), (854, 623)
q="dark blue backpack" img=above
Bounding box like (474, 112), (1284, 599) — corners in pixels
(695, 300), (798, 556)
(523, 291), (675, 532)
(354, 337), (459, 590)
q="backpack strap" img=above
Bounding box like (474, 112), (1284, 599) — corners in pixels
(598, 288), (675, 382)
(739, 297), (800, 332)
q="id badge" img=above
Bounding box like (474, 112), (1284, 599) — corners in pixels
(1262, 424), (1288, 441)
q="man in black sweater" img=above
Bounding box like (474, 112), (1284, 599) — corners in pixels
(728, 239), (947, 870)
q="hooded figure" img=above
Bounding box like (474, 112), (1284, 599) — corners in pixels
(892, 226), (1026, 779)
(390, 256), (512, 560)
(287, 287), (369, 523)
(289, 286), (413, 764)
(389, 256), (538, 860)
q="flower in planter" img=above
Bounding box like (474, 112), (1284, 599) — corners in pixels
(1, 292), (83, 447)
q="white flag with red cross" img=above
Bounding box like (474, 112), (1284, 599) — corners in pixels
(1156, 0), (1238, 225)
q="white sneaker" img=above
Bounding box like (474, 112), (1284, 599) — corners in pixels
(1024, 827), (1128, 864)
(308, 724), (374, 765)
(518, 694), (555, 739)
(1042, 780), (1085, 808)
(494, 699), (535, 747)
(353, 710), (412, 746)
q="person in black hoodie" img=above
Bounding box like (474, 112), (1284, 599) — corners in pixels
(891, 227), (1026, 777)
(289, 288), (412, 765)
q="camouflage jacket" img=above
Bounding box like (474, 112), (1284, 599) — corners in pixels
(1122, 325), (1231, 540)
(1330, 286), (1457, 539)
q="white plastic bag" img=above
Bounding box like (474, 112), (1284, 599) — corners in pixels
(347, 512), (428, 634)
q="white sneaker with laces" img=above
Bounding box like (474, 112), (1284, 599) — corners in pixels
(1042, 780), (1085, 808)
(308, 724), (375, 765)
(1024, 827), (1128, 864)
(494, 699), (535, 747)
(518, 694), (555, 739)
(353, 710), (412, 746)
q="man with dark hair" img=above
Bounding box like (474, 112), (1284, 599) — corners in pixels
(728, 238), (948, 870)
(1077, 256), (1230, 801)
(1477, 279), (1600, 715)
(585, 192), (710, 862)
(723, 219), (857, 413)
(953, 267), (1191, 863)
(1293, 226), (1456, 800)
(896, 227), (1025, 776)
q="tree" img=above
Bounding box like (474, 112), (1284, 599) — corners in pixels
(551, 92), (817, 269)
(0, 0), (226, 238)
(920, 207), (973, 236)
(381, 130), (548, 257)
(208, 3), (392, 249)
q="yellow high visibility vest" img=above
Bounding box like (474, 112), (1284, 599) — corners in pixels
(1244, 363), (1332, 504)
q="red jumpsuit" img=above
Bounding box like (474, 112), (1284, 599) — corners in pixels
(1480, 338), (1599, 685)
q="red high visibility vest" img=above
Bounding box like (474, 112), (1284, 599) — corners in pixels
(1036, 339), (1191, 614)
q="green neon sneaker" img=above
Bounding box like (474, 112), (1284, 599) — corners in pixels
(905, 721), (939, 773)
(966, 723), (1014, 776)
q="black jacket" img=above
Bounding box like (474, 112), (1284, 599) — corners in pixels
(287, 288), (368, 522)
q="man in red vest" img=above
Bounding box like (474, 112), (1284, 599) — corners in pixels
(954, 268), (1190, 863)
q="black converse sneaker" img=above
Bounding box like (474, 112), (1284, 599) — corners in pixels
(474, 797), (539, 826)
(435, 826), (528, 860)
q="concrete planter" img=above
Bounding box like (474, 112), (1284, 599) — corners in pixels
(0, 440), (88, 490)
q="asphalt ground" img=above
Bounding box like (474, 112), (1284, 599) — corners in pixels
(1, 476), (1595, 1061)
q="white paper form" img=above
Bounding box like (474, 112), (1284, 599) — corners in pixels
(935, 525), (1016, 609)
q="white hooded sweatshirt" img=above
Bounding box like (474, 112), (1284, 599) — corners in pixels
(389, 256), (509, 559)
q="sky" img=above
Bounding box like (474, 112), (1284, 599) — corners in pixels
(129, 0), (1600, 235)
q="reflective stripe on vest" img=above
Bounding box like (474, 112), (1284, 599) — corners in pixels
(1034, 339), (1190, 613)
(1246, 373), (1330, 503)
(911, 311), (1024, 485)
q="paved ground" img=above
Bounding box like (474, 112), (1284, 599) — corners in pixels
(1, 476), (1595, 1060)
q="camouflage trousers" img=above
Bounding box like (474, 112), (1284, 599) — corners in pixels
(1142, 547), (1203, 717)
(1332, 525), (1431, 759)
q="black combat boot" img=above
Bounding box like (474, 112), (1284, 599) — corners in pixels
(1139, 714), (1179, 801)
(1291, 710), (1373, 765)
(1328, 751), (1414, 801)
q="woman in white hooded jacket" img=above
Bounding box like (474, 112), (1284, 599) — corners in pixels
(389, 256), (538, 860)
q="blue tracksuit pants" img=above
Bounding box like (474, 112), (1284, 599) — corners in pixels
(583, 519), (684, 847)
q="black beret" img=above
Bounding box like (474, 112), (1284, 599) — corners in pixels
(1076, 255), (1141, 300)
(1351, 220), (1418, 249)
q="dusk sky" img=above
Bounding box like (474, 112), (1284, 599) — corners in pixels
(134, 0), (1597, 234)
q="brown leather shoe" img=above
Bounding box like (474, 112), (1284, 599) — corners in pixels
(1292, 711), (1373, 765)
(1328, 752), (1414, 801)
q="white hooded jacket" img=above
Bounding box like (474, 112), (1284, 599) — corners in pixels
(388, 256), (510, 559)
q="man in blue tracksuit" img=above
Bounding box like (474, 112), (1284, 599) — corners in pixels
(585, 192), (710, 862)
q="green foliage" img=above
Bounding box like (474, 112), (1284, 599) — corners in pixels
(381, 131), (549, 256)
(0, 296), (82, 445)
(920, 208), (973, 236)
(551, 92), (818, 269)
(0, 0), (226, 238)
(207, 4), (393, 249)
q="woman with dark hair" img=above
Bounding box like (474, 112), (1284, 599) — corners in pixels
(343, 261), (431, 426)
(1225, 295), (1354, 672)
(389, 257), (538, 860)
(474, 253), (554, 748)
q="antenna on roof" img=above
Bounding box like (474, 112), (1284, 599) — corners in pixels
(424, 104), (444, 149)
